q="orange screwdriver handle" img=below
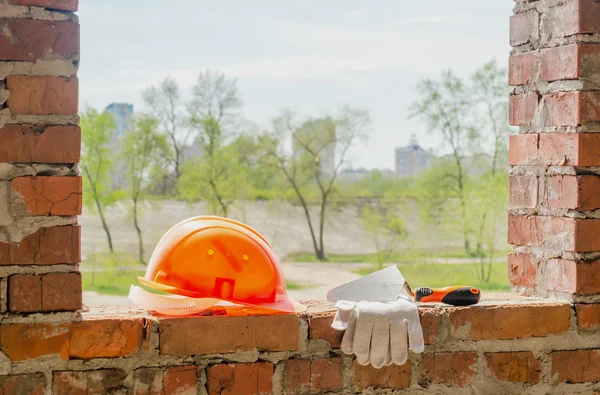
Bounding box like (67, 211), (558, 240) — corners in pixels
(413, 286), (481, 306)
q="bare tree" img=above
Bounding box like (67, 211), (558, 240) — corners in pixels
(121, 115), (168, 264)
(143, 77), (190, 193)
(188, 69), (241, 133)
(410, 71), (475, 255)
(261, 106), (371, 261)
(180, 70), (244, 217)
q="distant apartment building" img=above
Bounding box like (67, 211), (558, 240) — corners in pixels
(395, 135), (431, 177)
(293, 118), (336, 176)
(104, 103), (134, 190)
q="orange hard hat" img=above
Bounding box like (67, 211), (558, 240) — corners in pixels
(138, 216), (306, 313)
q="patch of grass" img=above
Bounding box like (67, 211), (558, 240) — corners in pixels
(83, 270), (315, 296)
(284, 247), (512, 264)
(83, 269), (145, 296)
(354, 262), (510, 292)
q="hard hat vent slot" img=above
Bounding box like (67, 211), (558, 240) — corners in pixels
(213, 277), (235, 299)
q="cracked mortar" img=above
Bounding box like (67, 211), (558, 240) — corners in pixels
(0, 59), (78, 79)
(0, 0), (78, 21)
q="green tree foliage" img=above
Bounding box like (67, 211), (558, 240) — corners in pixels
(411, 60), (511, 282)
(178, 70), (247, 216)
(361, 204), (408, 270)
(121, 115), (169, 264)
(179, 118), (250, 217)
(80, 107), (123, 253)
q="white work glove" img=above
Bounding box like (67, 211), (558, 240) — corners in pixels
(331, 295), (424, 369)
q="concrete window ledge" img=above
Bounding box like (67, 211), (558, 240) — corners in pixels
(1, 296), (599, 394)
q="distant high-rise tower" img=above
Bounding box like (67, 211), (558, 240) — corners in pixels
(395, 135), (431, 177)
(104, 103), (134, 189)
(104, 102), (134, 144)
(293, 118), (337, 176)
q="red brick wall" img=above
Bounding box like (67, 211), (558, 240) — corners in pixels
(0, 302), (596, 393)
(0, 0), (81, 317)
(508, 0), (600, 304)
(0, 0), (599, 394)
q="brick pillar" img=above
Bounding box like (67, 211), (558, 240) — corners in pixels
(0, 0), (82, 315)
(508, 0), (600, 301)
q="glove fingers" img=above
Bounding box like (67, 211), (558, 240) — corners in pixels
(390, 320), (409, 366)
(407, 312), (425, 353)
(353, 313), (374, 366)
(340, 310), (357, 356)
(332, 301), (357, 330)
(369, 319), (390, 369)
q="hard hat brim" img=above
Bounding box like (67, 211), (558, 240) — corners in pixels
(138, 277), (307, 314)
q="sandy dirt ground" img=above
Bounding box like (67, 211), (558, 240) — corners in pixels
(80, 200), (507, 307)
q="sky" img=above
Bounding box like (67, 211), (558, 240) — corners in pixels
(78, 0), (514, 171)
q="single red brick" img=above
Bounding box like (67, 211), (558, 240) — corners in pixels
(579, 0), (600, 34)
(510, 11), (539, 46)
(354, 361), (410, 391)
(576, 304), (600, 329)
(0, 322), (70, 361)
(544, 258), (578, 293)
(544, 91), (600, 126)
(0, 225), (80, 265)
(509, 215), (573, 247)
(538, 133), (600, 166)
(545, 175), (600, 210)
(545, 259), (600, 294)
(0, 373), (46, 395)
(11, 176), (82, 216)
(308, 311), (343, 348)
(310, 358), (342, 393)
(449, 303), (570, 340)
(552, 349), (600, 383)
(509, 93), (538, 126)
(8, 274), (41, 312)
(133, 366), (198, 395)
(540, 44), (600, 82)
(544, 91), (580, 126)
(284, 359), (310, 393)
(508, 253), (536, 287)
(0, 19), (79, 62)
(574, 220), (600, 252)
(508, 215), (600, 252)
(540, 45), (580, 82)
(69, 318), (144, 359)
(545, 175), (578, 209)
(485, 352), (541, 383)
(538, 133), (577, 165)
(6, 75), (78, 115)
(508, 134), (538, 165)
(509, 175), (538, 208)
(419, 308), (441, 344)
(41, 272), (81, 311)
(509, 51), (537, 86)
(7, 0), (78, 11)
(159, 314), (299, 356)
(420, 352), (477, 387)
(0, 125), (81, 163)
(164, 366), (199, 395)
(53, 370), (127, 394)
(208, 363), (273, 395)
